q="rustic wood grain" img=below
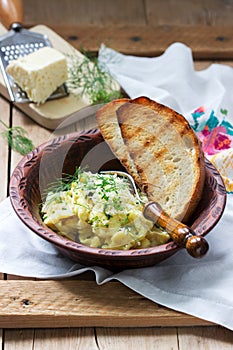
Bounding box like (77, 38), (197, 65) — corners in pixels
(4, 328), (98, 350)
(0, 96), (9, 340)
(0, 96), (9, 282)
(33, 328), (98, 350)
(4, 326), (233, 350)
(96, 327), (179, 349)
(178, 326), (233, 349)
(22, 0), (233, 27)
(23, 0), (146, 27)
(10, 107), (51, 174)
(0, 280), (213, 328)
(48, 25), (233, 59)
(18, 0), (233, 59)
(146, 0), (233, 26)
(0, 97), (9, 201)
(3, 329), (34, 350)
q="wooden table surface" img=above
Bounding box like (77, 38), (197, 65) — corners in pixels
(1, 0), (233, 348)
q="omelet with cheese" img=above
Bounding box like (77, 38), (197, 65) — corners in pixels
(41, 170), (170, 250)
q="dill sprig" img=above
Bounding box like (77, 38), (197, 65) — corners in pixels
(0, 119), (34, 155)
(43, 167), (84, 196)
(66, 52), (121, 104)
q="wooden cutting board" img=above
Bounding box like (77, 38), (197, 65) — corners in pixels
(0, 23), (102, 130)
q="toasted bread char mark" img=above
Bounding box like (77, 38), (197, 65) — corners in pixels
(96, 98), (141, 185)
(143, 135), (157, 148)
(117, 96), (205, 222)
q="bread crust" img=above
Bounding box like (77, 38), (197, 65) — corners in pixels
(96, 98), (141, 185)
(116, 97), (205, 222)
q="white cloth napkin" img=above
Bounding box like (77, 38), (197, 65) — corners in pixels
(98, 42), (233, 121)
(1, 42), (233, 330)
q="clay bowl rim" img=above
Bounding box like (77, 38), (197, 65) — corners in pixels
(9, 129), (227, 261)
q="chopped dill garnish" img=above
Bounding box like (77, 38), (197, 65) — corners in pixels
(42, 167), (130, 217)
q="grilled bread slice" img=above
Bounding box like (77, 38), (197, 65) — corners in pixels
(96, 98), (141, 185)
(116, 96), (205, 222)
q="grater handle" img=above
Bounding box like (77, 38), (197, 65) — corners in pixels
(0, 0), (23, 29)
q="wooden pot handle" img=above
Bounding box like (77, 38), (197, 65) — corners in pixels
(143, 202), (209, 258)
(0, 0), (23, 29)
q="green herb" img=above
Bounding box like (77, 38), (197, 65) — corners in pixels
(73, 202), (89, 210)
(67, 52), (121, 104)
(44, 166), (84, 196)
(43, 167), (130, 217)
(0, 120), (34, 155)
(88, 215), (100, 226)
(112, 197), (123, 211)
(123, 213), (130, 225)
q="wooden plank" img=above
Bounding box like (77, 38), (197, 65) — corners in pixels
(0, 96), (8, 343)
(22, 0), (233, 28)
(33, 328), (98, 350)
(0, 280), (213, 328)
(178, 326), (233, 349)
(23, 0), (146, 27)
(10, 106), (51, 173)
(0, 96), (9, 201)
(3, 327), (179, 350)
(0, 329), (2, 349)
(3, 328), (98, 350)
(4, 326), (233, 350)
(0, 96), (9, 281)
(50, 25), (233, 59)
(146, 0), (233, 26)
(96, 327), (179, 350)
(3, 329), (34, 350)
(18, 0), (233, 59)
(9, 98), (96, 174)
(2, 15), (232, 60)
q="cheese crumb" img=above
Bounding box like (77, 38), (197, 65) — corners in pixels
(6, 47), (68, 104)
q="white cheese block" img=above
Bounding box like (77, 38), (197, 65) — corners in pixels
(6, 47), (68, 104)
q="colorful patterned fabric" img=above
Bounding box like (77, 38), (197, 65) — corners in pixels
(190, 107), (233, 193)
